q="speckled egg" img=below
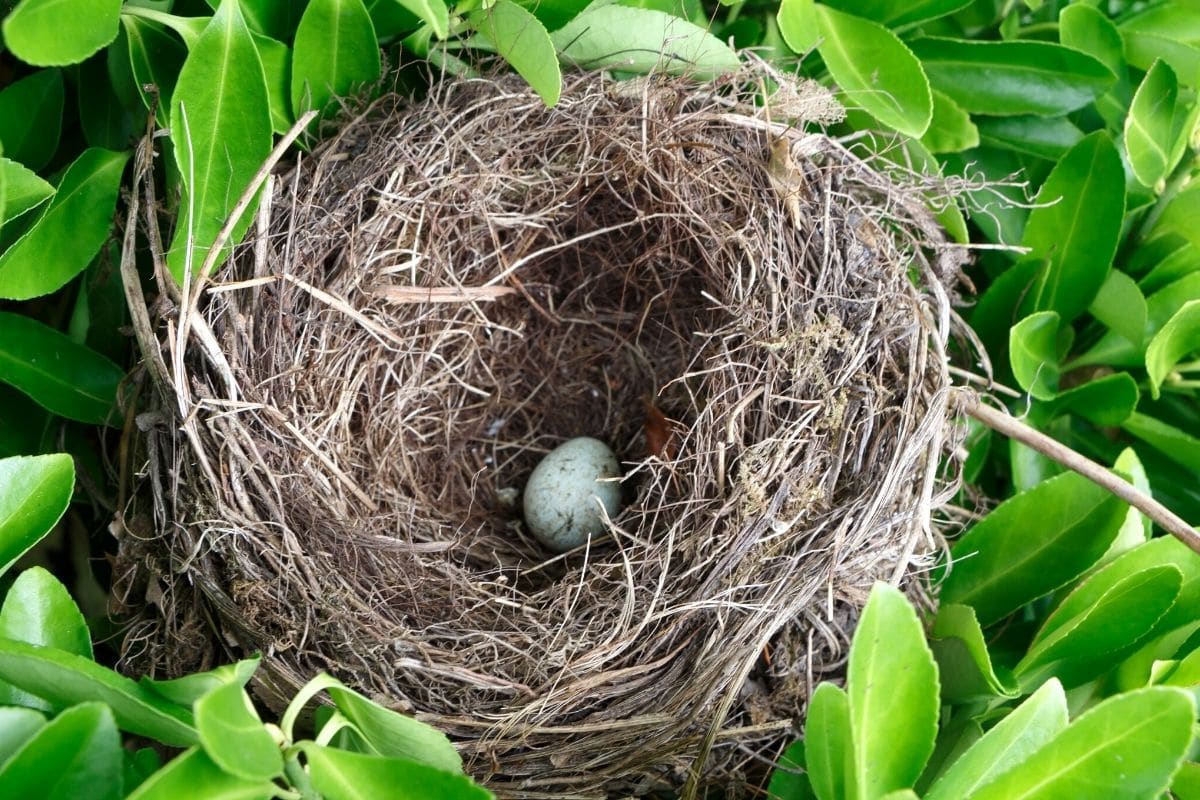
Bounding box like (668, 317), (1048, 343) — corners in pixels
(523, 437), (623, 552)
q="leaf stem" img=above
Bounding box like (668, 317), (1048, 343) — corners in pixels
(954, 390), (1200, 554)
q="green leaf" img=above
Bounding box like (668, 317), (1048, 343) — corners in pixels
(168, 0), (273, 285)
(254, 34), (293, 135)
(1016, 565), (1182, 688)
(847, 583), (939, 799)
(0, 707), (45, 764)
(292, 0), (380, 120)
(975, 115), (1083, 161)
(776, 0), (817, 54)
(1120, 3), (1200, 47)
(0, 639), (197, 746)
(552, 4), (739, 79)
(768, 739), (816, 800)
(1059, 4), (1125, 77)
(812, 6), (931, 138)
(820, 0), (968, 28)
(0, 567), (93, 711)
(930, 604), (1016, 702)
(1033, 373), (1138, 428)
(1022, 131), (1125, 323)
(327, 684), (462, 774)
(939, 470), (1127, 625)
(909, 38), (1114, 116)
(1, 0), (121, 66)
(803, 683), (850, 800)
(1150, 184), (1200, 249)
(1074, 273), (1200, 369)
(1123, 412), (1200, 474)
(0, 703), (121, 800)
(125, 747), (276, 800)
(967, 687), (1195, 800)
(0, 313), (124, 425)
(0, 147), (131, 301)
(511, 0), (588, 32)
(0, 70), (64, 172)
(141, 656), (260, 707)
(1147, 300), (1200, 399)
(1088, 269), (1146, 350)
(298, 743), (493, 800)
(1122, 32), (1200, 89)
(1009, 311), (1061, 400)
(78, 53), (133, 151)
(1126, 60), (1187, 188)
(196, 682), (283, 781)
(1136, 235), (1200, 293)
(124, 748), (162, 796)
(925, 680), (1067, 800)
(393, 0), (448, 38)
(122, 16), (188, 127)
(921, 89), (978, 153)
(0, 454), (73, 578)
(471, 0), (560, 107)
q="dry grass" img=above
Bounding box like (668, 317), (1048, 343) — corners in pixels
(114, 68), (970, 797)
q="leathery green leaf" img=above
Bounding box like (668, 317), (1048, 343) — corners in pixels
(1009, 311), (1061, 400)
(848, 583), (939, 799)
(0, 159), (53, 224)
(0, 454), (73, 578)
(1088, 269), (1146, 349)
(768, 739), (815, 800)
(471, 0), (560, 107)
(299, 743), (493, 799)
(196, 682), (283, 781)
(168, 0), (273, 285)
(968, 687), (1195, 800)
(0, 70), (64, 172)
(804, 683), (850, 800)
(925, 680), (1067, 800)
(931, 604), (1016, 702)
(291, 0), (380, 120)
(939, 470), (1127, 625)
(1, 0), (121, 66)
(0, 702), (121, 800)
(1126, 59), (1187, 188)
(776, 0), (817, 54)
(125, 747), (275, 800)
(1022, 131), (1125, 322)
(814, 5), (931, 138)
(922, 89), (978, 153)
(1146, 300), (1200, 399)
(0, 148), (130, 300)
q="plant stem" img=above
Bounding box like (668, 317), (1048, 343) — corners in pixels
(954, 390), (1200, 554)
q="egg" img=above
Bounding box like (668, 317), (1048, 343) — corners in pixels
(523, 437), (623, 552)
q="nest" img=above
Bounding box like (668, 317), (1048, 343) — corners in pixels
(114, 69), (968, 797)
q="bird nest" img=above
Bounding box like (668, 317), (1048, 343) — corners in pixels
(114, 69), (969, 797)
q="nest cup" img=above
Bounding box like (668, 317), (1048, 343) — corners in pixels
(115, 70), (967, 796)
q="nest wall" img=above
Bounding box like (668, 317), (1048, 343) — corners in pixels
(114, 71), (967, 797)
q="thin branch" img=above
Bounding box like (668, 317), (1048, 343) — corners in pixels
(955, 390), (1200, 555)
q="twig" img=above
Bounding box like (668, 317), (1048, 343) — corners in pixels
(955, 390), (1200, 555)
(372, 285), (518, 303)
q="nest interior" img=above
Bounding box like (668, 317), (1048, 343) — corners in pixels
(115, 71), (967, 797)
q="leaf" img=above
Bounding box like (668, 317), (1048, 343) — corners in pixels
(1022, 131), (1125, 323)
(0, 148), (131, 301)
(1150, 184), (1200, 249)
(1175, 762), (1200, 800)
(0, 159), (52, 228)
(124, 748), (162, 796)
(1009, 311), (1061, 400)
(122, 16), (188, 126)
(125, 747), (276, 800)
(776, 0), (818, 54)
(0, 454), (73, 578)
(292, 0), (380, 120)
(925, 680), (1067, 800)
(1032, 373), (1138, 428)
(921, 89), (978, 153)
(552, 4), (739, 79)
(909, 38), (1114, 116)
(0, 703), (121, 800)
(1100, 448), (1152, 563)
(1119, 3), (1200, 47)
(78, 53), (133, 151)
(847, 583), (939, 799)
(1, 0), (121, 66)
(0, 70), (64, 172)
(196, 682), (283, 781)
(768, 739), (816, 800)
(1015, 566), (1182, 688)
(298, 743), (493, 800)
(1139, 236), (1200, 294)
(1146, 300), (1200, 399)
(1126, 60), (1187, 188)
(812, 6), (931, 138)
(1123, 412), (1200, 474)
(0, 707), (45, 764)
(975, 115), (1083, 161)
(803, 683), (850, 800)
(0, 313), (124, 425)
(0, 639), (197, 746)
(1059, 4), (1126, 77)
(254, 34), (293, 134)
(327, 684), (462, 774)
(168, 0), (274, 285)
(939, 470), (1127, 625)
(393, 0), (448, 38)
(820, 0), (969, 28)
(967, 687), (1195, 800)
(0, 567), (93, 711)
(471, 0), (561, 107)
(141, 656), (261, 707)
(1073, 273), (1200, 369)
(511, 0), (588, 32)
(930, 604), (1016, 702)
(1088, 269), (1146, 349)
